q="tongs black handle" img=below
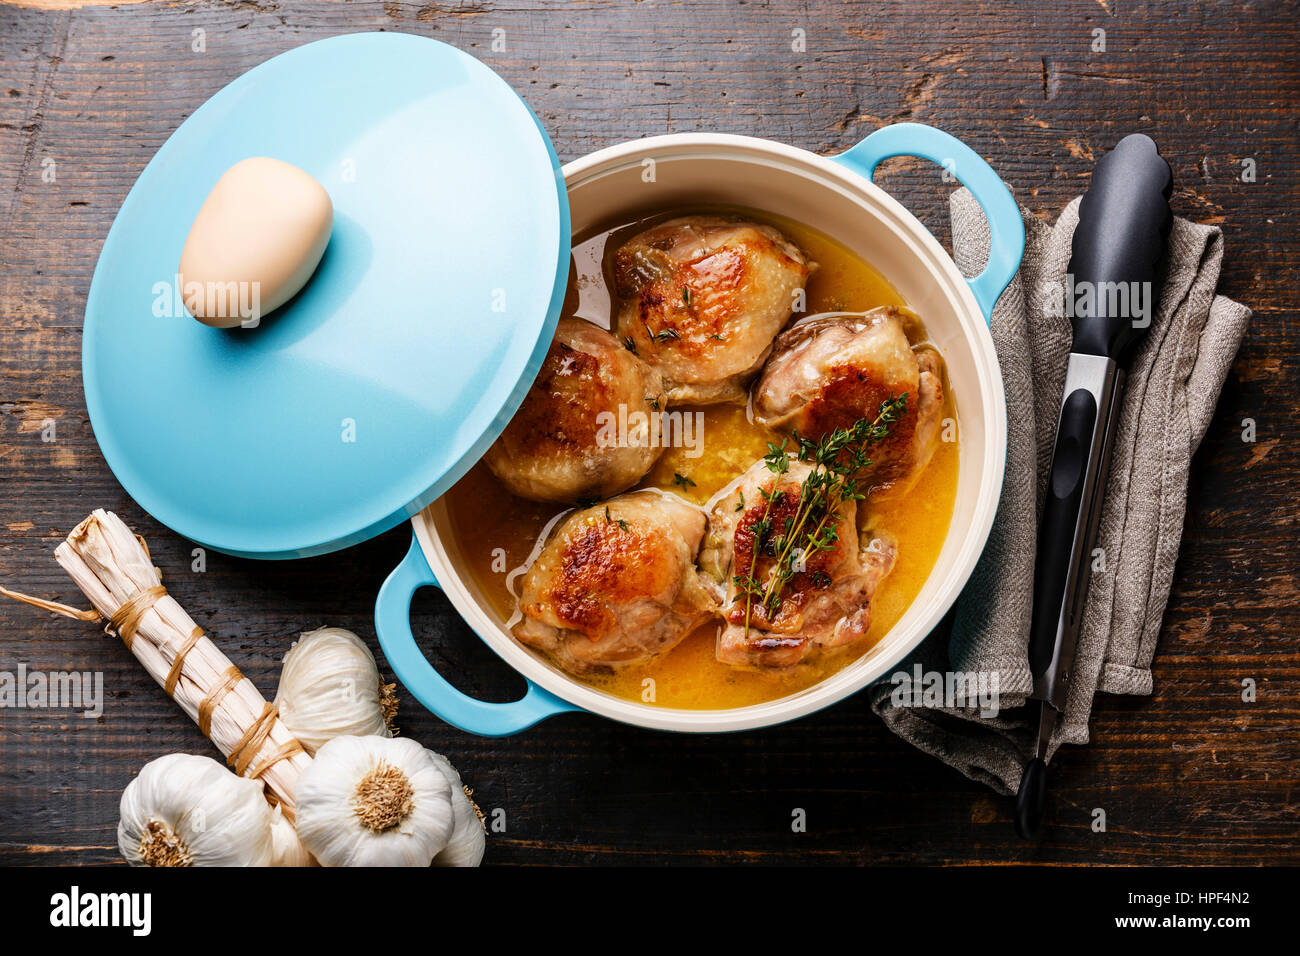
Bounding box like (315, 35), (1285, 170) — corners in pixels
(1068, 133), (1174, 363)
(1017, 134), (1173, 839)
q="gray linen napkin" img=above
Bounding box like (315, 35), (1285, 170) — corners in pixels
(867, 188), (1252, 794)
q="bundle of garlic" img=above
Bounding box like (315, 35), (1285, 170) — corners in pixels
(4, 509), (486, 867)
(274, 626), (397, 753)
(44, 510), (313, 818)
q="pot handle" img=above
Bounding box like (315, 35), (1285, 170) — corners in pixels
(833, 122), (1025, 322)
(375, 534), (580, 736)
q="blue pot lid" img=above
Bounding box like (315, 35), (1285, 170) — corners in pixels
(83, 32), (569, 558)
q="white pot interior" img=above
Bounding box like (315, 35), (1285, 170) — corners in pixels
(414, 134), (1006, 732)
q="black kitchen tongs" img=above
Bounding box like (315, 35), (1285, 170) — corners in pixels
(1014, 134), (1173, 838)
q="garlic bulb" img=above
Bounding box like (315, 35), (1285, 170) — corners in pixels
(268, 804), (317, 867)
(295, 735), (455, 867)
(427, 751), (486, 867)
(118, 753), (274, 867)
(274, 627), (397, 754)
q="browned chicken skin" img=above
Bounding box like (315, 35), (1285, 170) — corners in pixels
(612, 216), (813, 405)
(512, 491), (718, 676)
(752, 306), (945, 493)
(699, 460), (897, 669)
(484, 317), (668, 503)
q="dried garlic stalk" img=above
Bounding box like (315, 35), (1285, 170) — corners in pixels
(53, 510), (312, 819)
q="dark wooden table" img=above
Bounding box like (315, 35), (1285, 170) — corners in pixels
(1, 0), (1295, 866)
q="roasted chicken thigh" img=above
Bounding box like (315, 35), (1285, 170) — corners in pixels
(612, 216), (812, 405)
(753, 306), (945, 492)
(699, 460), (897, 669)
(484, 317), (668, 503)
(513, 491), (717, 676)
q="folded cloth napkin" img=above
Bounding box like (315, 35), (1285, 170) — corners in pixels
(867, 188), (1252, 794)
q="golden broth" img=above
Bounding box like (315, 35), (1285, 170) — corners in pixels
(444, 209), (959, 710)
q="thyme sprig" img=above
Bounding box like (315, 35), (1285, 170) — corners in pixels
(732, 394), (908, 636)
(734, 453), (787, 637)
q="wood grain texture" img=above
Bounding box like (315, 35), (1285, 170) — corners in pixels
(0, 0), (1296, 866)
